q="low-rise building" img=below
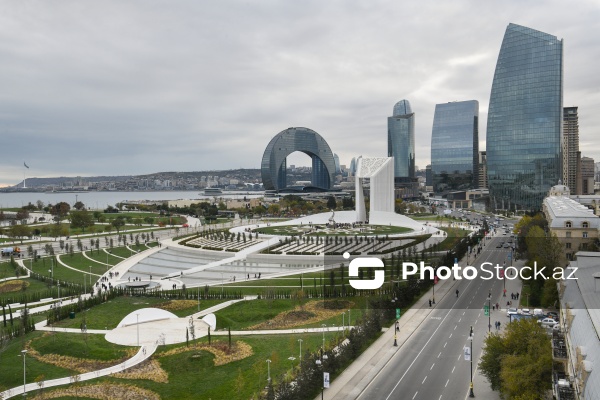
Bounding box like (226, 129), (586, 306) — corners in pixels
(544, 184), (600, 260)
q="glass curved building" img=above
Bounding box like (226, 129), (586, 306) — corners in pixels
(431, 100), (479, 194)
(261, 127), (336, 191)
(388, 100), (415, 184)
(486, 23), (563, 211)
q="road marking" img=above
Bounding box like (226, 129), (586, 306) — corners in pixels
(478, 313), (481, 318)
(371, 279), (477, 400)
(452, 366), (456, 373)
(475, 320), (478, 324)
(454, 325), (457, 330)
(422, 376), (427, 384)
(444, 342), (447, 348)
(445, 379), (449, 387)
(413, 391), (418, 399)
(439, 396), (443, 400)
(449, 333), (452, 339)
(458, 318), (461, 323)
(438, 352), (442, 358)
(431, 363), (435, 370)
(462, 311), (465, 315)
(457, 354), (461, 360)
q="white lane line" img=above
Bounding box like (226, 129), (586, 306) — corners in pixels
(478, 313), (481, 318)
(475, 320), (478, 324)
(422, 376), (427, 384)
(413, 391), (418, 400)
(444, 342), (447, 348)
(431, 363), (435, 370)
(452, 366), (456, 373)
(445, 379), (449, 387)
(459, 318), (462, 323)
(457, 354), (461, 360)
(439, 396), (443, 400)
(454, 325), (457, 330)
(462, 311), (465, 315)
(449, 333), (452, 339)
(375, 279), (477, 400)
(438, 352), (442, 358)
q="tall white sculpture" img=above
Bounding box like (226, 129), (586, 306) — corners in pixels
(355, 157), (394, 223)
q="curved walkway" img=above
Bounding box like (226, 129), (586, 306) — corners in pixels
(0, 344), (157, 399)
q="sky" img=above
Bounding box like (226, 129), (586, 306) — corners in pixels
(1, 0), (599, 187)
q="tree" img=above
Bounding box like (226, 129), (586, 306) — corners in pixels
(73, 201), (85, 210)
(50, 202), (71, 223)
(479, 319), (551, 398)
(70, 210), (94, 234)
(111, 216), (125, 233)
(327, 196), (337, 210)
(8, 224), (31, 243)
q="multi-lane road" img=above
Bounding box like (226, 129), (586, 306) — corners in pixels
(357, 217), (517, 400)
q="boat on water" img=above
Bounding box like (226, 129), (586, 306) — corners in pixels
(203, 188), (223, 195)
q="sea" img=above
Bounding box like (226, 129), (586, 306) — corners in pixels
(0, 190), (264, 209)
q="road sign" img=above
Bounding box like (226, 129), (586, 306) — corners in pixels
(324, 372), (330, 388)
(484, 305), (489, 316)
(396, 308), (401, 319)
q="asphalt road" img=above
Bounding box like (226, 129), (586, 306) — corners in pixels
(357, 229), (516, 400)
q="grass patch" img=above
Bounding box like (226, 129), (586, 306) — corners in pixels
(32, 332), (134, 361)
(436, 227), (469, 251)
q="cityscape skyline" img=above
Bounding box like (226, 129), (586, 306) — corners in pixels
(0, 1), (599, 188)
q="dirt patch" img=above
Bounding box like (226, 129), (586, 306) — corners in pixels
(160, 340), (253, 366)
(0, 279), (28, 294)
(157, 300), (197, 312)
(249, 300), (354, 330)
(111, 358), (169, 383)
(29, 383), (160, 400)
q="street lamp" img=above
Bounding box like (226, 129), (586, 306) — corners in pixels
(468, 326), (475, 397)
(342, 312), (345, 333)
(89, 266), (92, 295)
(298, 339), (303, 367)
(266, 359), (272, 384)
(322, 323), (327, 350)
(21, 349), (27, 396)
(488, 292), (492, 333)
(315, 348), (328, 400)
(220, 272), (224, 297)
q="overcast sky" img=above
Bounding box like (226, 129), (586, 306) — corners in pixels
(1, 1), (599, 187)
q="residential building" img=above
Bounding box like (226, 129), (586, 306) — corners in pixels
(581, 156), (595, 195)
(563, 107), (579, 193)
(431, 100), (479, 194)
(487, 23), (563, 211)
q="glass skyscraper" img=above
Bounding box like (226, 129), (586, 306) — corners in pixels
(431, 100), (479, 194)
(486, 23), (563, 211)
(387, 100), (415, 185)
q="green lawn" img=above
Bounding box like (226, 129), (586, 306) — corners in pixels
(214, 299), (298, 330)
(32, 332), (135, 361)
(51, 297), (229, 330)
(0, 331), (77, 391)
(0, 260), (18, 279)
(436, 227), (469, 251)
(0, 278), (52, 303)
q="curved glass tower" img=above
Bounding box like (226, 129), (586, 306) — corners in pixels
(261, 127), (336, 191)
(388, 100), (415, 184)
(487, 23), (563, 211)
(431, 100), (479, 194)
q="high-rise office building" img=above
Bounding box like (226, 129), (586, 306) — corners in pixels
(388, 100), (416, 185)
(425, 165), (432, 188)
(487, 23), (563, 211)
(333, 153), (341, 174)
(563, 107), (579, 193)
(431, 100), (479, 194)
(478, 151), (488, 189)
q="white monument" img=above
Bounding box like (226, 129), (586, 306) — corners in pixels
(355, 157), (394, 222)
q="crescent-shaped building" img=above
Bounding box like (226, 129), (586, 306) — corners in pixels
(261, 127), (336, 191)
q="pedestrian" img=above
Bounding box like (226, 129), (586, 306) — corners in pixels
(497, 321), (501, 330)
(429, 299), (432, 307)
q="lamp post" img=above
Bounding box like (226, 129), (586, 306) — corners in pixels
(488, 293), (492, 333)
(221, 272), (224, 297)
(21, 349), (27, 396)
(266, 359), (271, 384)
(468, 326), (474, 397)
(348, 309), (351, 328)
(322, 323), (327, 350)
(298, 339), (303, 367)
(89, 266), (92, 296)
(198, 285), (200, 312)
(342, 312), (345, 333)
(315, 348), (328, 400)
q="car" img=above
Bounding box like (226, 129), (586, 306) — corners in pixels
(546, 311), (559, 319)
(496, 243), (503, 248)
(503, 243), (510, 248)
(553, 324), (562, 332)
(521, 308), (531, 315)
(533, 308), (544, 317)
(538, 318), (558, 327)
(507, 308), (519, 317)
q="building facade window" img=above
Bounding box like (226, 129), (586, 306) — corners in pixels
(565, 221), (572, 228)
(583, 232), (588, 238)
(582, 222), (589, 228)
(565, 242), (571, 249)
(566, 232), (571, 238)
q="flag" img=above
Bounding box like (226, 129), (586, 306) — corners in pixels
(24, 162), (29, 169)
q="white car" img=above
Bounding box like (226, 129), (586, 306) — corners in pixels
(538, 318), (558, 327)
(507, 308), (519, 317)
(533, 309), (544, 317)
(521, 308), (531, 315)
